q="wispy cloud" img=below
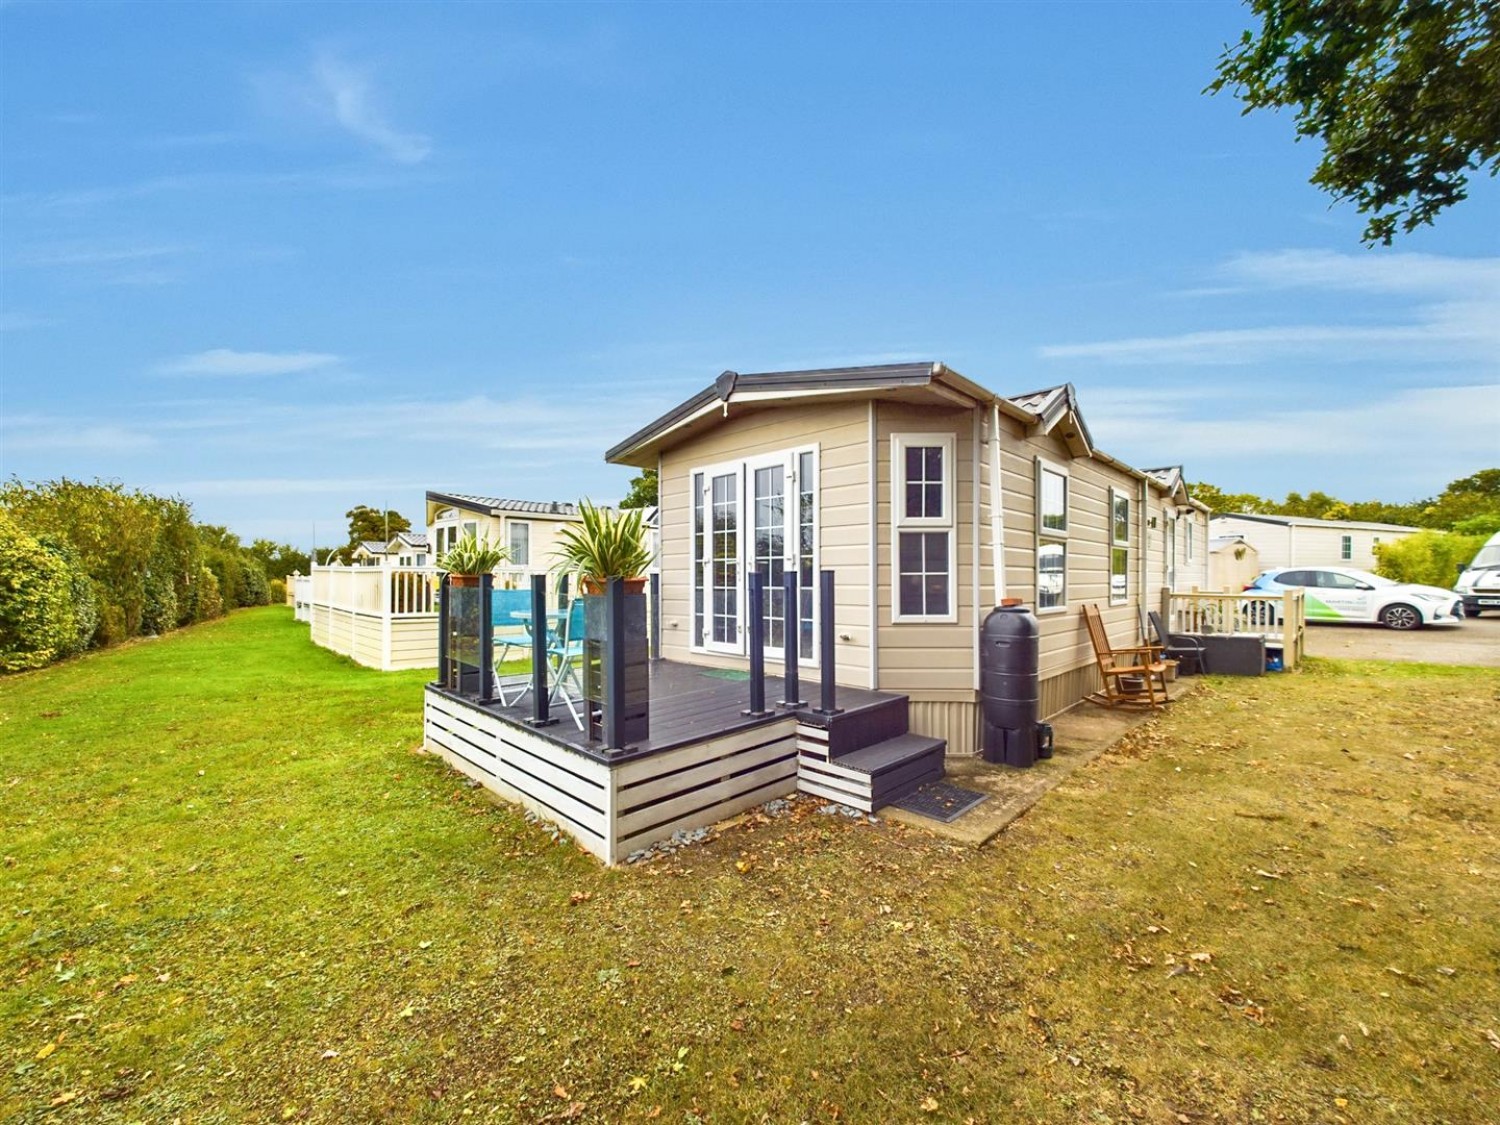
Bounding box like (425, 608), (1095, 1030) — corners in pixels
(1087, 383), (1500, 468)
(1042, 250), (1500, 367)
(157, 349), (343, 377)
(2, 415), (156, 453)
(308, 54), (431, 165)
(0, 311), (59, 332)
(11, 241), (190, 268)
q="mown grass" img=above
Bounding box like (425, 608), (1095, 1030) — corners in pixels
(2, 609), (1496, 1123)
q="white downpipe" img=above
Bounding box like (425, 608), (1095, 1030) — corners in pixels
(867, 400), (879, 691)
(971, 409), (982, 692)
(989, 402), (1006, 603)
(1139, 477), (1150, 620)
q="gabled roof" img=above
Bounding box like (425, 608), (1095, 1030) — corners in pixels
(427, 491), (580, 518)
(606, 362), (1030, 467)
(1211, 512), (1418, 533)
(1007, 384), (1093, 457)
(390, 531), (428, 549)
(356, 540), (390, 554)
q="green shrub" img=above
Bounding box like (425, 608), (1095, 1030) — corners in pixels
(1374, 530), (1486, 588)
(141, 540), (180, 635)
(269, 578), (287, 604)
(0, 511), (77, 672)
(236, 557), (270, 607)
(96, 604), (128, 647)
(194, 566), (223, 622)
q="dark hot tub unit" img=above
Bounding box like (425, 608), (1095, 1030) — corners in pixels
(980, 602), (1054, 768)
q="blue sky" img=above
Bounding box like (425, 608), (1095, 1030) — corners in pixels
(2, 0), (1496, 548)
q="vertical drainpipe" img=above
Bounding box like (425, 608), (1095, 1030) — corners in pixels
(1139, 476), (1150, 616)
(989, 402), (1006, 603)
(867, 400), (879, 691)
(971, 408), (982, 693)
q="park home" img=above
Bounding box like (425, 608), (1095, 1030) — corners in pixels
(1209, 513), (1417, 572)
(605, 362), (1209, 754)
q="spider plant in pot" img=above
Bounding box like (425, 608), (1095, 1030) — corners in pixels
(552, 500), (653, 595)
(438, 534), (511, 587)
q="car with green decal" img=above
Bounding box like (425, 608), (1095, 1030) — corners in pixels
(1242, 567), (1464, 631)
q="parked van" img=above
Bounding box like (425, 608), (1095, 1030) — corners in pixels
(1454, 531), (1500, 617)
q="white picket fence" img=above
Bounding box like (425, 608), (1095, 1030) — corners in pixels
(298, 564), (565, 671)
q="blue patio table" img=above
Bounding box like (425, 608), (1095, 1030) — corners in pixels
(501, 610), (584, 725)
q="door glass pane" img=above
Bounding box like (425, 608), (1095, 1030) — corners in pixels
(711, 472), (738, 645)
(798, 451), (815, 660)
(753, 465), (785, 649)
(692, 473), (704, 647)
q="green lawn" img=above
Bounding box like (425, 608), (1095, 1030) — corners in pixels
(2, 608), (1497, 1123)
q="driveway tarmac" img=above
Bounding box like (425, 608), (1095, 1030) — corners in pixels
(1303, 613), (1500, 667)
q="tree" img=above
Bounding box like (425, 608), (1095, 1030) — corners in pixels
(1210, 1), (1500, 244)
(620, 469), (658, 509)
(1375, 528), (1487, 586)
(247, 539), (311, 580)
(344, 505), (410, 554)
(1187, 481), (1274, 515)
(1419, 468), (1500, 528)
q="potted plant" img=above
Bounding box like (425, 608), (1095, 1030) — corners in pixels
(438, 534), (510, 587)
(551, 501), (653, 594)
(552, 501), (654, 746)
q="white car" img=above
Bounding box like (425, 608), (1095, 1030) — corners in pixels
(1243, 566), (1464, 630)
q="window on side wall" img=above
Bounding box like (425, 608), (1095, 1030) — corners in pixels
(892, 433), (956, 622)
(1036, 458), (1069, 612)
(509, 522), (530, 567)
(1184, 514), (1195, 562)
(1340, 534), (1352, 561)
(1109, 487), (1129, 605)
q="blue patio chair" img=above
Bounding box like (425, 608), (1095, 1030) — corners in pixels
(491, 587), (537, 706)
(546, 597), (588, 729)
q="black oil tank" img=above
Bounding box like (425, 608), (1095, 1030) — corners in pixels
(981, 601), (1040, 768)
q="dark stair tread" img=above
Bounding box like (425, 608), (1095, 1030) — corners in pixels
(833, 733), (945, 775)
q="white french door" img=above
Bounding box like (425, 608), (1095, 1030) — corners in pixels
(692, 446), (818, 664)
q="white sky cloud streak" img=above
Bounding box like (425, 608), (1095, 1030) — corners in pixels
(310, 55), (430, 165)
(1042, 251), (1500, 367)
(156, 349), (342, 377)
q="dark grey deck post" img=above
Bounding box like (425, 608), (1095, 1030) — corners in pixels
(437, 576), (450, 689)
(558, 573), (569, 613)
(649, 571), (662, 661)
(779, 570), (804, 709)
(478, 573), (495, 703)
(605, 577), (626, 749)
(814, 569), (842, 715)
(525, 573), (556, 727)
(743, 573), (769, 716)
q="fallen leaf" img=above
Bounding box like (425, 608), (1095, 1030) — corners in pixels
(321, 1049), (339, 1060)
(553, 1083), (569, 1100)
(628, 1076), (648, 1092)
(50, 1090), (80, 1107)
(920, 1096), (939, 1112)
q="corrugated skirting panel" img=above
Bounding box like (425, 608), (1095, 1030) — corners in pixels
(1040, 664), (1102, 719)
(908, 700), (979, 757)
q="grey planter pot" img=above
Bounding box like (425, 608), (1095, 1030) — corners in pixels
(582, 592), (650, 746)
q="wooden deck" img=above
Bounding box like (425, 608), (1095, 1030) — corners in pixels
(422, 660), (914, 864)
(467, 658), (901, 762)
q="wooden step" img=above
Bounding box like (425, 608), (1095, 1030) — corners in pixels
(797, 733), (945, 812)
(795, 695), (910, 760)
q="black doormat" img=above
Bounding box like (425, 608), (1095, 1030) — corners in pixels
(890, 781), (989, 823)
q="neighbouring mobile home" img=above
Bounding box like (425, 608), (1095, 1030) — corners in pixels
(1209, 513), (1418, 573)
(605, 362), (1209, 754)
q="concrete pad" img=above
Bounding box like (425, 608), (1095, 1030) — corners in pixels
(881, 678), (1198, 846)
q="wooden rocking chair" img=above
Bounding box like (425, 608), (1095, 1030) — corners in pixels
(1082, 604), (1169, 710)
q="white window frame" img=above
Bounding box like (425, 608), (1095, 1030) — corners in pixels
(1109, 487), (1130, 606)
(689, 444), (821, 664)
(1340, 534), (1352, 561)
(1185, 513), (1196, 563)
(508, 520), (531, 567)
(1035, 456), (1069, 615)
(891, 433), (958, 624)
